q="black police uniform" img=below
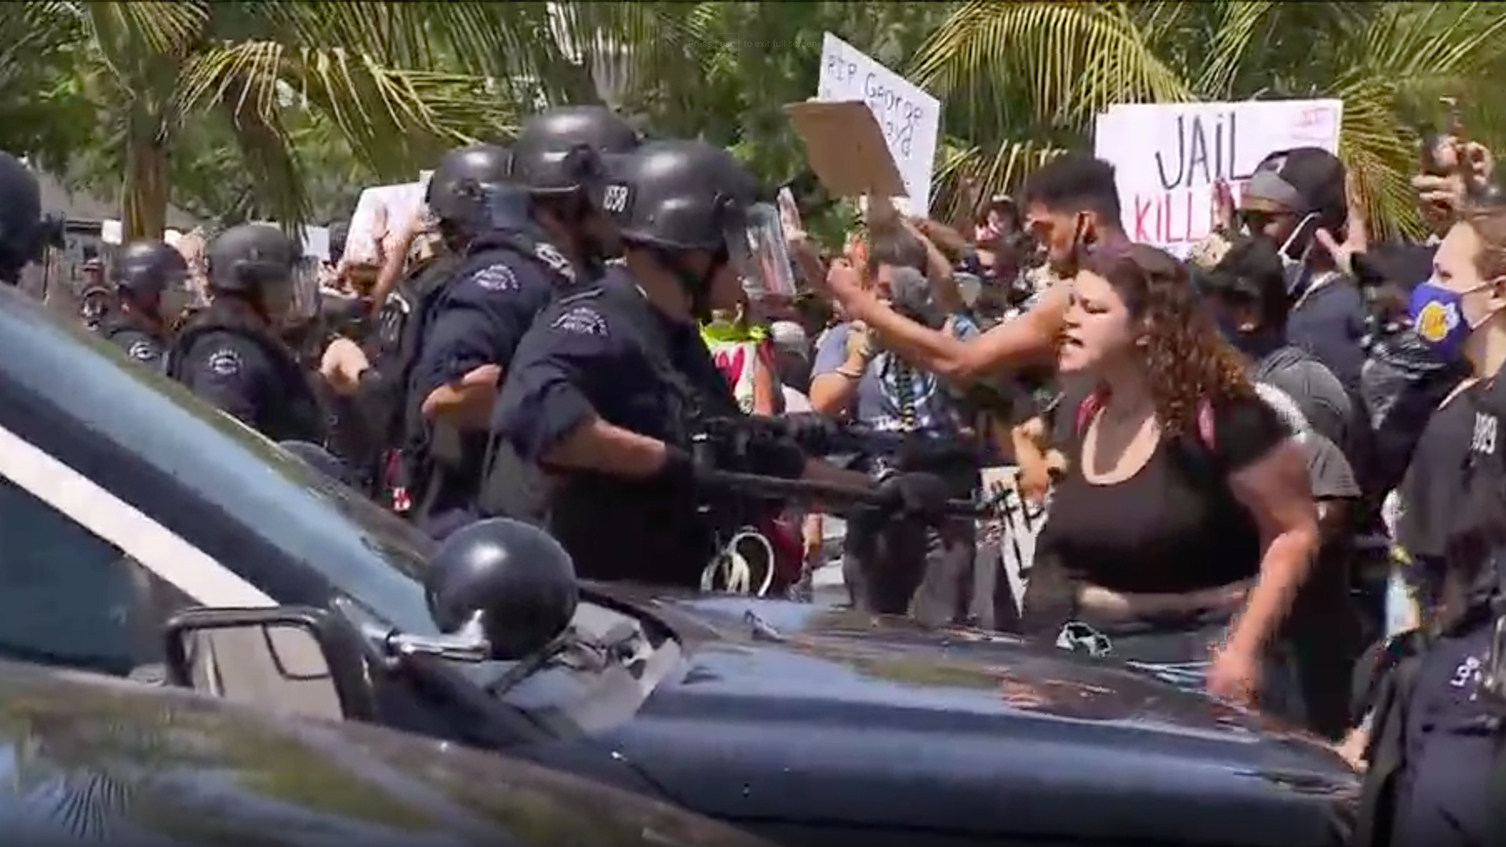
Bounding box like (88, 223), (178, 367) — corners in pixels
(1398, 375), (1506, 611)
(95, 240), (185, 367)
(1354, 375), (1506, 847)
(406, 111), (641, 539)
(0, 151), (44, 287)
(165, 224), (325, 444)
(407, 222), (573, 538)
(493, 139), (811, 587)
(496, 265), (767, 585)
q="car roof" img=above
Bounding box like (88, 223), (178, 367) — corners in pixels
(0, 658), (773, 847)
(0, 286), (439, 634)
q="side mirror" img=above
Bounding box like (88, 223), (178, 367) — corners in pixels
(163, 606), (375, 722)
(425, 518), (578, 661)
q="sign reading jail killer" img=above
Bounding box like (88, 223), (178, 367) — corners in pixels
(1094, 99), (1342, 257)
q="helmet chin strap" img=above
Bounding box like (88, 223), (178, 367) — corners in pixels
(653, 245), (728, 321)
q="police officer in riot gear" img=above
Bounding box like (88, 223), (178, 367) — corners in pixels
(95, 240), (185, 366)
(407, 108), (641, 539)
(507, 105), (642, 268)
(0, 152), (44, 287)
(492, 139), (950, 587)
(166, 223), (324, 443)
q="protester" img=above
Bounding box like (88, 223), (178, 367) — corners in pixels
(1018, 241), (1318, 710)
(808, 153), (1126, 384)
(1197, 234), (1369, 737)
(1239, 147), (1368, 392)
(809, 222), (981, 625)
(769, 319), (813, 397)
(702, 295), (780, 415)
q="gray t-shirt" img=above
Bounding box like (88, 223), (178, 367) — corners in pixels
(1252, 348), (1363, 501)
(812, 315), (980, 432)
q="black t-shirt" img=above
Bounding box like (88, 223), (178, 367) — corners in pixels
(1399, 375), (1506, 600)
(1039, 392), (1287, 594)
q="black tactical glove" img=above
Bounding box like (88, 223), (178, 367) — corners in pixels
(871, 471), (952, 523)
(745, 435), (807, 480)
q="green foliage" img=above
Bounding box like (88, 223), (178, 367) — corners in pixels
(8, 1), (1506, 244)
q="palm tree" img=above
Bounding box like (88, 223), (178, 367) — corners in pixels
(912, 1), (1506, 239)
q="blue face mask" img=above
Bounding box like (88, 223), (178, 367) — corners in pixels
(1409, 280), (1474, 361)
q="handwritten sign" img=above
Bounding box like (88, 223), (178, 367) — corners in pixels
(980, 466), (1047, 615)
(1094, 99), (1343, 257)
(816, 33), (940, 216)
(343, 179), (429, 266)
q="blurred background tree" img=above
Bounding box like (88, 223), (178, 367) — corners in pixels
(3, 1), (1505, 244)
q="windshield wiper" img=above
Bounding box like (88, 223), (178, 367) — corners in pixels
(482, 622), (649, 697)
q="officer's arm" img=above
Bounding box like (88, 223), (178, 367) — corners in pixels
(182, 339), (266, 426)
(420, 269), (540, 430)
(496, 313), (674, 480)
(846, 282), (1066, 383)
(422, 364), (501, 429)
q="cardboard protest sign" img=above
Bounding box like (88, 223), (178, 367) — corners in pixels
(1094, 99), (1343, 257)
(786, 101), (907, 204)
(815, 33), (941, 215)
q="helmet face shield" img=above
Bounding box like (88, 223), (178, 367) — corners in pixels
(725, 202), (796, 302)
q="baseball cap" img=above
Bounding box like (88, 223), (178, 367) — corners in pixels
(1242, 147), (1347, 222)
(769, 320), (808, 357)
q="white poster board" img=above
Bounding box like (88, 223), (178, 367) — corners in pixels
(343, 181), (428, 266)
(1093, 99), (1343, 257)
(980, 466), (1047, 615)
(816, 33), (941, 216)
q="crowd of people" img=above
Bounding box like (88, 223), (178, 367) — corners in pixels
(11, 98), (1506, 845)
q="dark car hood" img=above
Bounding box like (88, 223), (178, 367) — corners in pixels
(0, 662), (772, 847)
(585, 586), (1358, 843)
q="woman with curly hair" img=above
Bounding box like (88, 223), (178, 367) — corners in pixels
(1027, 242), (1319, 713)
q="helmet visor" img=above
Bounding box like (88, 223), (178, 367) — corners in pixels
(725, 203), (797, 301)
(262, 259), (319, 325)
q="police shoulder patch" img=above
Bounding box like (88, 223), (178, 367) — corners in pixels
(206, 348), (243, 378)
(551, 306), (609, 337)
(127, 340), (158, 362)
(471, 263), (520, 292)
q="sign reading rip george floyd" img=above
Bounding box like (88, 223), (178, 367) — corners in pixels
(816, 33), (940, 216)
(1094, 99), (1343, 257)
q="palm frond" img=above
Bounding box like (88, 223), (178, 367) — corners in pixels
(911, 0), (1191, 134)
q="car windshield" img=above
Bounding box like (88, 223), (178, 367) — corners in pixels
(0, 290), (441, 636)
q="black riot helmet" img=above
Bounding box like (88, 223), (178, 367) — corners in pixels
(205, 224), (297, 294)
(510, 106), (641, 199)
(605, 140), (776, 316)
(425, 143), (527, 240)
(424, 518), (578, 661)
(0, 152), (43, 284)
(607, 140), (760, 251)
(113, 240), (188, 301)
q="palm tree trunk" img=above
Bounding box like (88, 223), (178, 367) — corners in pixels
(123, 135), (170, 241)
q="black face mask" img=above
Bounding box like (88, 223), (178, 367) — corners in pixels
(1215, 312), (1284, 361)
